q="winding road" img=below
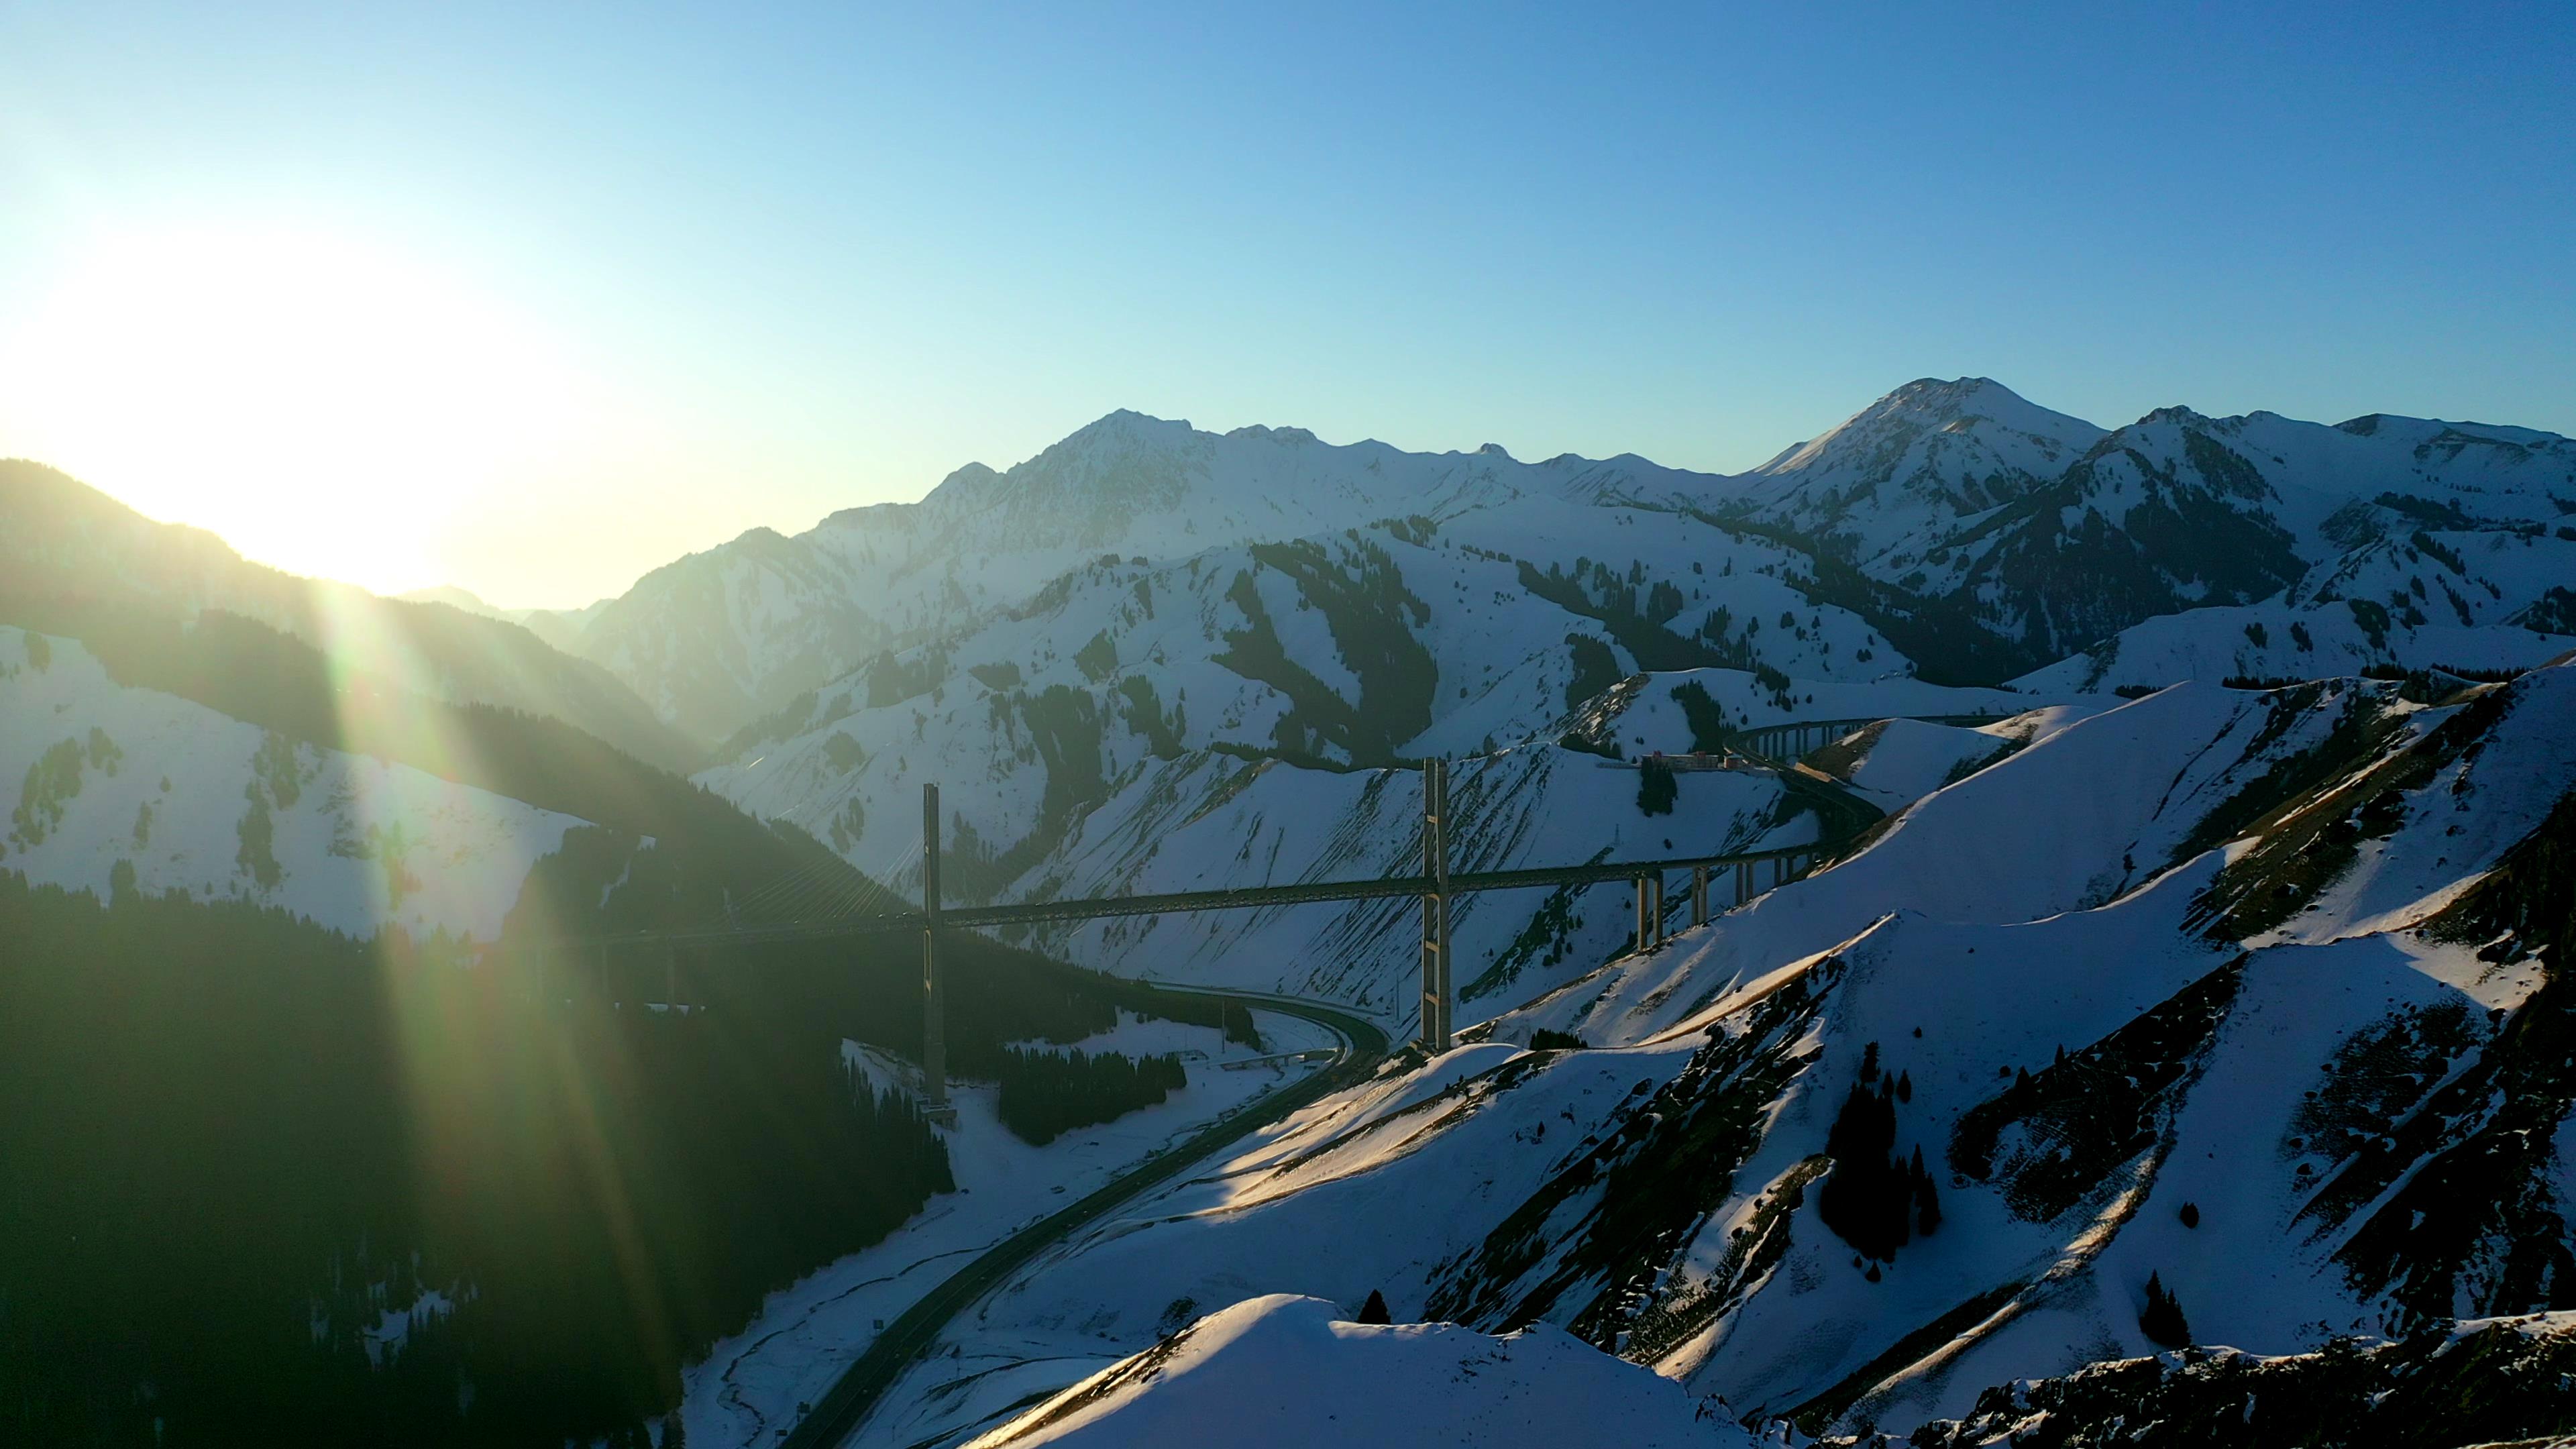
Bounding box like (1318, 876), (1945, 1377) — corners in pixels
(773, 726), (1893, 1446)
(778, 985), (1391, 1449)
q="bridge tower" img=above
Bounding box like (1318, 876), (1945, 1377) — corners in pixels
(921, 783), (955, 1125)
(1419, 757), (1453, 1052)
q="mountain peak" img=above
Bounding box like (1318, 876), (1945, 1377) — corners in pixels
(2135, 404), (2214, 429)
(398, 585), (494, 613)
(1065, 408), (1192, 444)
(1752, 377), (2104, 481)
(1226, 423), (1319, 445)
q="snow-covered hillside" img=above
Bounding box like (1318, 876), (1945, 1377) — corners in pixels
(1834, 1311), (2576, 1448)
(693, 498), (1974, 1016)
(1721, 390), (2576, 679)
(837, 658), (2576, 1446)
(961, 1294), (1751, 1449)
(0, 626), (612, 943)
(551, 378), (2574, 756)
(639, 382), (2570, 1052)
(578, 409), (1902, 745)
(1723, 376), (2109, 574)
(1, 460), (696, 770)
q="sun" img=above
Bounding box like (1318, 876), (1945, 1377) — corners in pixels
(0, 223), (587, 595)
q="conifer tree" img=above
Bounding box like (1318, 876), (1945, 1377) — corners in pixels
(1911, 1147), (1942, 1236)
(1357, 1289), (1392, 1324)
(1637, 755), (1678, 815)
(2139, 1272), (2192, 1348)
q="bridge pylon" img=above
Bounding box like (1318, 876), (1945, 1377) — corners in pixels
(922, 783), (956, 1126)
(1418, 758), (1452, 1053)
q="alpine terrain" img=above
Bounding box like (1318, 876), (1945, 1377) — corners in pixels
(6, 378), (2574, 1448)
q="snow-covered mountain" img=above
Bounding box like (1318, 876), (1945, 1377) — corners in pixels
(1726, 376), (2110, 573)
(1, 460), (698, 772)
(396, 584), (606, 655)
(567, 412), (1784, 745)
(1831, 1311), (2576, 1448)
(839, 656), (2576, 1446)
(0, 626), (616, 943)
(547, 380), (2573, 757)
(962, 1294), (1752, 1449)
(694, 505), (2000, 1016)
(651, 380), (2571, 1034)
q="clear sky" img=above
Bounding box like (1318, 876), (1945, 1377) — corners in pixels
(3, 2), (2569, 608)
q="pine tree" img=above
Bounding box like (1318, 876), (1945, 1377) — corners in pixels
(1912, 1147), (1942, 1236)
(1819, 1077), (1910, 1260)
(1356, 1289), (1392, 1324)
(1637, 757), (1678, 816)
(2138, 1272), (2191, 1348)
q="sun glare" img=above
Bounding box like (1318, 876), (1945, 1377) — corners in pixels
(0, 225), (588, 595)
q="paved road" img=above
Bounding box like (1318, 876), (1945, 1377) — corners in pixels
(773, 742), (1886, 1447)
(779, 987), (1391, 1449)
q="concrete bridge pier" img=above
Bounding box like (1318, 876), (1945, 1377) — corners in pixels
(922, 784), (955, 1125)
(1691, 865), (1709, 928)
(1419, 759), (1453, 1053)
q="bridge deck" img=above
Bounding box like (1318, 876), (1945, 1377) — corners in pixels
(590, 839), (1828, 948)
(577, 712), (1996, 953)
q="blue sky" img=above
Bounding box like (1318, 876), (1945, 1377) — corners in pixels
(3, 2), (2569, 604)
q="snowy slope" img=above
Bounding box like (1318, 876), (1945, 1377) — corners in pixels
(839, 659), (2576, 1446)
(0, 460), (696, 769)
(0, 627), (608, 943)
(2012, 596), (2573, 692)
(1839, 1311), (2576, 1449)
(692, 508), (1951, 1018)
(961, 1295), (1751, 1449)
(545, 377), (2574, 750)
(683, 1012), (1334, 1448)
(1725, 377), (2108, 573)
(1932, 404), (2576, 671)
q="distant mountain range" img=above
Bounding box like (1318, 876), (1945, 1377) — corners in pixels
(521, 377), (2575, 747)
(13, 378), (2569, 1008)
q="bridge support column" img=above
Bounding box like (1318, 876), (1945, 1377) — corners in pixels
(1419, 759), (1452, 1053)
(1692, 865), (1709, 928)
(1735, 859), (1752, 908)
(1648, 872), (1666, 947)
(922, 783), (954, 1124)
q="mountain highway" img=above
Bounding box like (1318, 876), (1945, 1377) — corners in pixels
(778, 985), (1390, 1449)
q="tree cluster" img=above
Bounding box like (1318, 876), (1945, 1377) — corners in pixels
(1637, 755), (1678, 815)
(1817, 1042), (1941, 1264)
(0, 871), (1104, 1446)
(994, 1047), (1187, 1146)
(2139, 1271), (2193, 1348)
